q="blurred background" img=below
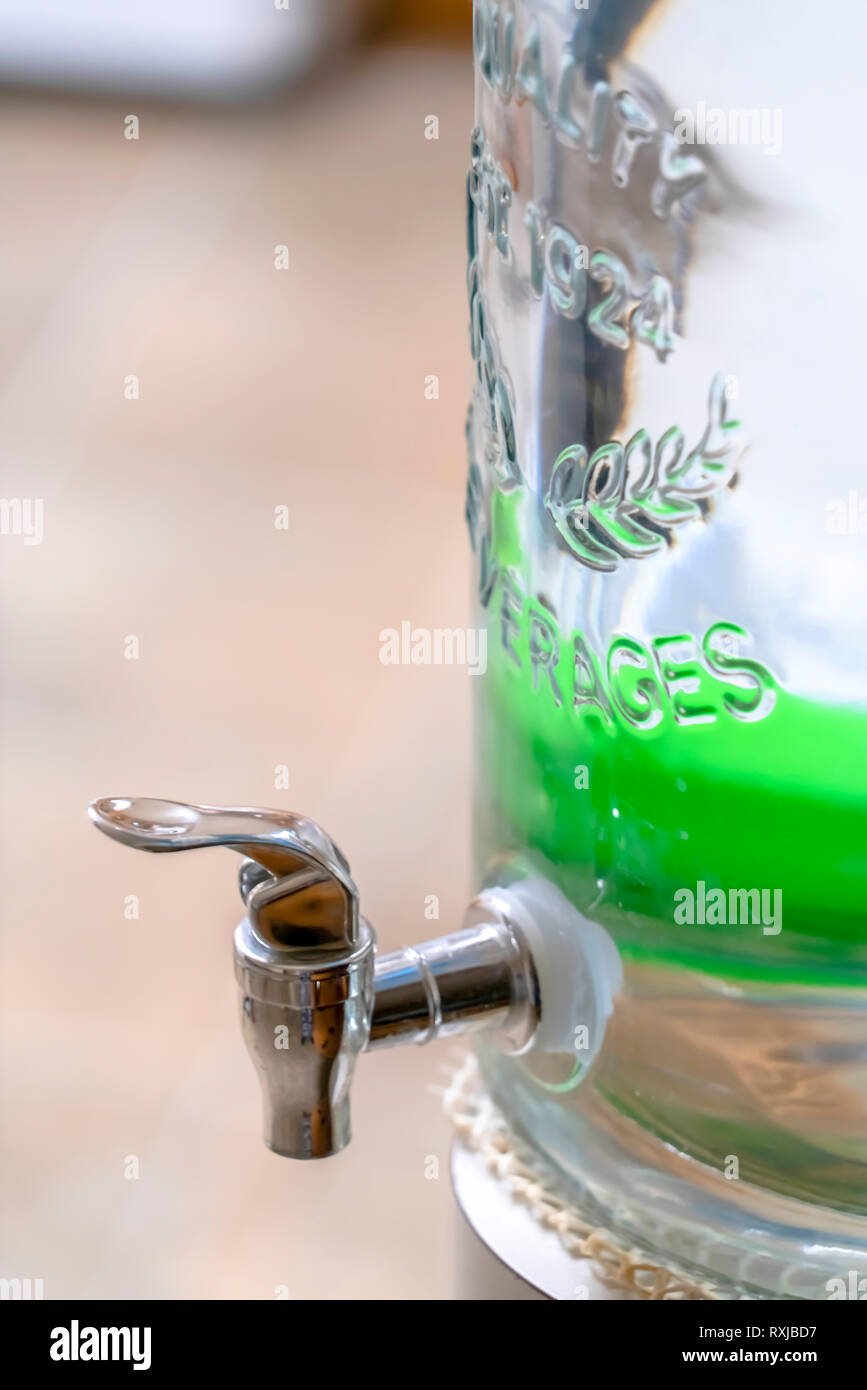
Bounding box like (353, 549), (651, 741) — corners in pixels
(0, 1), (476, 1299)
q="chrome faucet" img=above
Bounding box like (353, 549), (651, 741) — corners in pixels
(88, 796), (620, 1159)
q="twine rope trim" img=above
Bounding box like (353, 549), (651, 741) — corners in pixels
(443, 1053), (722, 1301)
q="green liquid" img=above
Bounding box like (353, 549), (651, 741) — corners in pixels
(481, 653), (867, 982)
(476, 505), (867, 988)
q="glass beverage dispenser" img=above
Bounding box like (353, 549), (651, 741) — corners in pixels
(467, 0), (867, 1297)
(89, 0), (867, 1302)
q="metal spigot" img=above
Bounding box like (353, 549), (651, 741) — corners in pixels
(88, 797), (620, 1160)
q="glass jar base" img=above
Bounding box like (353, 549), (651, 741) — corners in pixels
(478, 1046), (867, 1301)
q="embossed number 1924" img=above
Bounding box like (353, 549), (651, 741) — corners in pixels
(525, 202), (677, 363)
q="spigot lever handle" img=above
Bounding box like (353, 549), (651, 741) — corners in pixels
(88, 797), (358, 949)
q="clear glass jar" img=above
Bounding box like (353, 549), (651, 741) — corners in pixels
(467, 0), (867, 1298)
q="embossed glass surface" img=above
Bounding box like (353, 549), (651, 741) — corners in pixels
(467, 0), (867, 1297)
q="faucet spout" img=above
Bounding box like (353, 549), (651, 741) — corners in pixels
(234, 917), (375, 1160)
